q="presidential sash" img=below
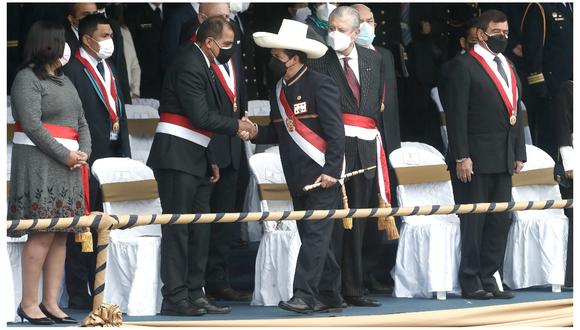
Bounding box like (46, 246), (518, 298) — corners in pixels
(211, 60), (238, 112)
(155, 113), (213, 148)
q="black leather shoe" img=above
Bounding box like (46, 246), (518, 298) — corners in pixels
(206, 287), (250, 301)
(17, 305), (55, 325)
(278, 297), (314, 314)
(190, 297), (231, 314)
(313, 302), (343, 313)
(39, 304), (77, 324)
(488, 290), (514, 299)
(344, 296), (382, 307)
(160, 299), (206, 316)
(462, 289), (493, 300)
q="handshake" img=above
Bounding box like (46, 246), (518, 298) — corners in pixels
(237, 117), (257, 141)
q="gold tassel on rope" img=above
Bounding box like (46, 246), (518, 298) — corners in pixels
(81, 303), (122, 327)
(377, 194), (399, 240)
(75, 230), (93, 253)
(341, 184), (352, 230)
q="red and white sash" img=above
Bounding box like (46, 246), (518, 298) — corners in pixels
(211, 60), (237, 112)
(469, 48), (518, 121)
(275, 79), (326, 167)
(13, 122), (90, 214)
(75, 49), (119, 127)
(343, 114), (391, 203)
(155, 113), (213, 148)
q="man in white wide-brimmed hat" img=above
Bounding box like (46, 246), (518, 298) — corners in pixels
(241, 19), (346, 314)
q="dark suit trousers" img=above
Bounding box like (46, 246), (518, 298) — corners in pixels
(292, 185), (342, 308)
(155, 168), (212, 303)
(334, 171), (379, 297)
(65, 141), (124, 306)
(205, 165), (239, 291)
(451, 173), (513, 293)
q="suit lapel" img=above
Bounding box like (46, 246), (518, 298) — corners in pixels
(327, 51), (358, 109)
(192, 44), (222, 107)
(358, 47), (373, 111)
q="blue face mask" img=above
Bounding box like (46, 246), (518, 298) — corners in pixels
(356, 22), (376, 47)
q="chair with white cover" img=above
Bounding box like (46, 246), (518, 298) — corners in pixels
(91, 157), (162, 316)
(248, 151), (301, 306)
(124, 103), (159, 164)
(390, 142), (461, 299)
(503, 144), (568, 292)
(245, 100), (273, 159)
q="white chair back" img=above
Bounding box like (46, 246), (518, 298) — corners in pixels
(91, 157), (161, 238)
(245, 100), (271, 159)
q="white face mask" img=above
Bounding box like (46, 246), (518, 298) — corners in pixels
(230, 1), (249, 14)
(59, 42), (71, 66)
(327, 30), (352, 52)
(93, 37), (115, 60)
(316, 3), (336, 22)
(295, 7), (312, 23)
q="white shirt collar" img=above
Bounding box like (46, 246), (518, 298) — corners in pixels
(149, 3), (162, 12)
(80, 46), (102, 68)
(194, 42), (211, 68)
(71, 25), (79, 40)
(473, 43), (506, 66)
(336, 43), (358, 61)
(191, 2), (200, 13)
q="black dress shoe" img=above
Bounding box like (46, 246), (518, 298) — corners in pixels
(278, 297), (314, 314)
(39, 304), (77, 324)
(461, 289), (493, 300)
(160, 299), (206, 316)
(344, 296), (382, 307)
(190, 297), (231, 314)
(17, 305), (55, 325)
(488, 290), (514, 299)
(206, 287), (250, 301)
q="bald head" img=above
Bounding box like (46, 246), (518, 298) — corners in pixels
(351, 3), (375, 26)
(198, 2), (230, 23)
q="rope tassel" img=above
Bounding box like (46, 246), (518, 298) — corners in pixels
(75, 230), (93, 252)
(341, 184), (353, 230)
(377, 195), (399, 240)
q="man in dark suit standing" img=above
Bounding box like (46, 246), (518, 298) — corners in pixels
(245, 19), (345, 314)
(65, 3), (132, 104)
(444, 10), (526, 300)
(159, 3), (197, 71)
(63, 13), (132, 309)
(147, 17), (255, 316)
(352, 3), (401, 294)
(308, 6), (391, 307)
(125, 3), (163, 99)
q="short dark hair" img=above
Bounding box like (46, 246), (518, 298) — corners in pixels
(285, 49), (307, 63)
(197, 16), (234, 44)
(19, 20), (65, 79)
(476, 9), (507, 31)
(78, 13), (110, 40)
(461, 17), (478, 40)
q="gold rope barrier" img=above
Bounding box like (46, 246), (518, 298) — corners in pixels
(5, 199), (573, 327)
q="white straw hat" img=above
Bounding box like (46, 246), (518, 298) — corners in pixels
(252, 19), (328, 59)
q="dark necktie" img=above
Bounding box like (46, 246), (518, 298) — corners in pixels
(493, 56), (509, 87)
(96, 61), (105, 79)
(343, 57), (360, 106)
(154, 6), (162, 20)
(223, 62), (230, 75)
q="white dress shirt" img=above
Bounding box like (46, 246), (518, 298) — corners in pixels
(473, 43), (516, 106)
(336, 45), (360, 83)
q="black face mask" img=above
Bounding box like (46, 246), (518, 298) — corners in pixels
(211, 39), (234, 64)
(268, 57), (290, 81)
(484, 33), (508, 54)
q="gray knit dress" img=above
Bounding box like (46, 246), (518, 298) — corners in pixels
(8, 68), (91, 234)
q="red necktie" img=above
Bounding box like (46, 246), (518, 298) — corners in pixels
(343, 57), (360, 106)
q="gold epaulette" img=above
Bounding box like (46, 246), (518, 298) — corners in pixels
(7, 40), (18, 48)
(527, 72), (545, 85)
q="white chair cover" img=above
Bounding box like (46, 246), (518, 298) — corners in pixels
(390, 142), (461, 298)
(430, 87), (448, 152)
(124, 102), (159, 164)
(91, 158), (162, 316)
(248, 152), (301, 306)
(245, 100), (271, 159)
(503, 145), (568, 289)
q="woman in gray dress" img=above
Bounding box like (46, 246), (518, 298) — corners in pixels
(9, 21), (91, 325)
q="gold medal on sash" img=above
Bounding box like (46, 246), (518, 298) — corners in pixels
(233, 100), (238, 112)
(286, 118), (295, 132)
(380, 103), (385, 112)
(509, 115), (516, 126)
(112, 120), (120, 133)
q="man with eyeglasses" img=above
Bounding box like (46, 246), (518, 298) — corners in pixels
(444, 9), (526, 300)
